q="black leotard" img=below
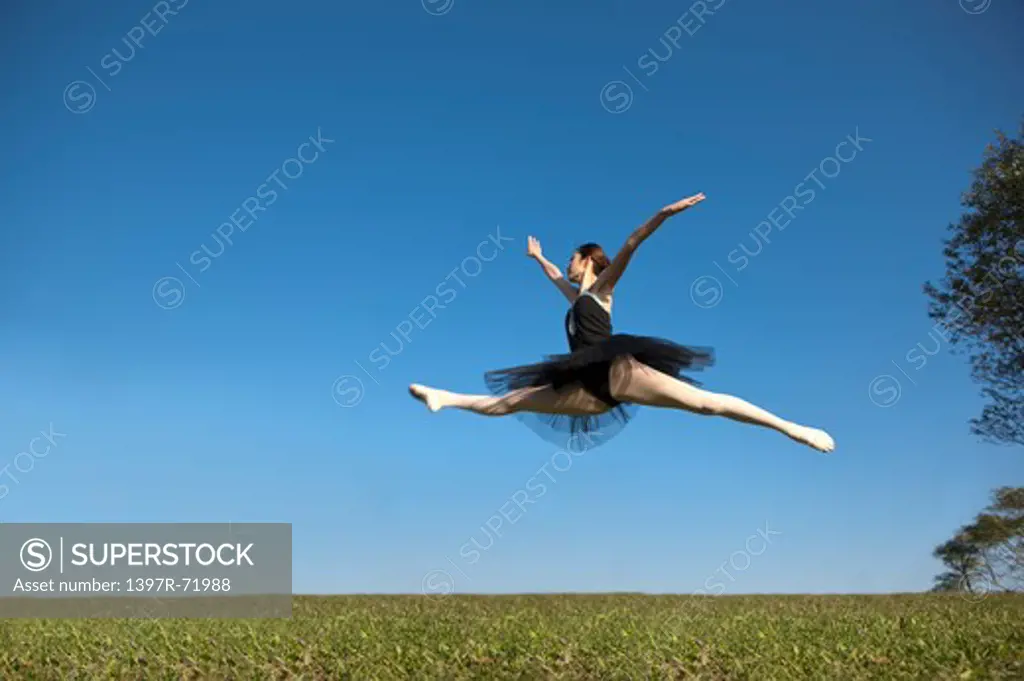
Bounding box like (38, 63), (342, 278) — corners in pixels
(484, 288), (714, 449)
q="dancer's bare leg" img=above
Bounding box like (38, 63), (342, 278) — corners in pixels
(409, 383), (608, 417)
(609, 357), (835, 452)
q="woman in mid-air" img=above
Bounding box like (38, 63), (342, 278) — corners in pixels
(409, 193), (835, 453)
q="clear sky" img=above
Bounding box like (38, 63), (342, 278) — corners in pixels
(2, 0), (1022, 595)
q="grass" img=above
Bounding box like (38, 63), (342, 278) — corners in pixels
(0, 594), (1021, 679)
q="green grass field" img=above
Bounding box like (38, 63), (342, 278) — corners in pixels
(0, 594), (1021, 679)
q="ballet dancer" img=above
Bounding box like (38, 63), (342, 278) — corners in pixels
(409, 193), (835, 453)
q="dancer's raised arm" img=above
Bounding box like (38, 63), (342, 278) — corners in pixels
(527, 236), (577, 303)
(593, 193), (705, 293)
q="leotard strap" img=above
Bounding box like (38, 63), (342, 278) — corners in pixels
(577, 287), (612, 314)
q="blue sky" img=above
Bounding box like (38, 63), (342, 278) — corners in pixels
(2, 0), (1022, 595)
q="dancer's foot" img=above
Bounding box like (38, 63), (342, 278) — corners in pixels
(409, 384), (444, 412)
(787, 425), (835, 453)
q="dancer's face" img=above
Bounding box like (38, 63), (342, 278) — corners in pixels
(567, 251), (586, 284)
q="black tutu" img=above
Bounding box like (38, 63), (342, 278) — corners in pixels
(485, 333), (715, 451)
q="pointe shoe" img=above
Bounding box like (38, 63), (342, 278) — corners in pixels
(409, 384), (443, 412)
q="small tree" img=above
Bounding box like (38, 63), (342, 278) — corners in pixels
(965, 487), (1024, 591)
(932, 487), (1024, 594)
(932, 535), (984, 594)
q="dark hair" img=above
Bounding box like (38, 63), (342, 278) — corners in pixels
(577, 243), (611, 275)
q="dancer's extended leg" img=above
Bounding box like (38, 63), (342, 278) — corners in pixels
(409, 384), (608, 417)
(609, 357), (835, 452)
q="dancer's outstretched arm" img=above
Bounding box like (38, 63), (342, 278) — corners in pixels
(593, 193), (705, 293)
(527, 236), (577, 303)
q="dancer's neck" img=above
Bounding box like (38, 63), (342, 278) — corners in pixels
(579, 269), (599, 292)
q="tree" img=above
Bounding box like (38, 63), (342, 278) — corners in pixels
(965, 487), (1024, 591)
(931, 535), (984, 594)
(932, 486), (1024, 595)
(923, 119), (1024, 447)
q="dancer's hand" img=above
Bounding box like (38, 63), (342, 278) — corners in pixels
(662, 193), (705, 216)
(527, 236), (543, 259)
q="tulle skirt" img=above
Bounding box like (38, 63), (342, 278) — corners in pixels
(484, 334), (715, 451)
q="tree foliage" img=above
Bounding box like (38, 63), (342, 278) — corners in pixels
(933, 486), (1024, 595)
(923, 120), (1024, 447)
